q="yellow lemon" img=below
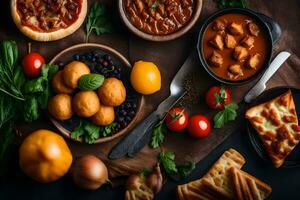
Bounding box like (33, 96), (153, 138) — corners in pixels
(130, 61), (161, 95)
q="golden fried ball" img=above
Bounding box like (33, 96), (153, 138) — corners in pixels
(98, 78), (126, 106)
(91, 105), (115, 126)
(73, 91), (100, 117)
(52, 71), (74, 94)
(48, 94), (73, 120)
(62, 61), (90, 89)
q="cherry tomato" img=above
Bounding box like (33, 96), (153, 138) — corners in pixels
(187, 115), (211, 138)
(205, 86), (231, 110)
(165, 107), (188, 132)
(22, 52), (45, 78)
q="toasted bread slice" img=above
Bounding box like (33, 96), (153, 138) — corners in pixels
(246, 90), (300, 168)
(230, 167), (272, 200)
(177, 148), (245, 200)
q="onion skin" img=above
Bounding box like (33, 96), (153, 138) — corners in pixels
(72, 155), (108, 190)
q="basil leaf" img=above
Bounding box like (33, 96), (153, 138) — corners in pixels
(71, 122), (85, 140)
(78, 74), (104, 90)
(150, 121), (166, 148)
(100, 122), (117, 137)
(23, 96), (40, 122)
(213, 103), (238, 128)
(13, 66), (26, 91)
(24, 77), (47, 94)
(84, 122), (100, 144)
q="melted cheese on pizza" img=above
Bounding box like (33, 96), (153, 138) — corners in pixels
(16, 0), (82, 32)
(246, 90), (300, 168)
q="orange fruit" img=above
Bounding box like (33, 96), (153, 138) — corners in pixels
(19, 129), (73, 183)
(130, 61), (161, 95)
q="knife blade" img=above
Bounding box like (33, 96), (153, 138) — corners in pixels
(109, 50), (197, 160)
(244, 51), (291, 103)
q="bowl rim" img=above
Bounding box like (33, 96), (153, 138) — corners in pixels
(49, 43), (144, 144)
(196, 7), (274, 86)
(118, 0), (203, 42)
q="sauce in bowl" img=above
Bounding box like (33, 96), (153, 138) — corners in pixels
(202, 13), (269, 81)
(124, 0), (194, 35)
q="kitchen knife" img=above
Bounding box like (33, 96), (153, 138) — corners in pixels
(244, 51), (291, 103)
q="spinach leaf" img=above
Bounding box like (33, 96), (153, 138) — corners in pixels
(23, 96), (40, 122)
(78, 74), (104, 90)
(0, 40), (18, 74)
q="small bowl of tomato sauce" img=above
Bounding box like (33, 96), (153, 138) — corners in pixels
(119, 0), (203, 41)
(197, 8), (281, 85)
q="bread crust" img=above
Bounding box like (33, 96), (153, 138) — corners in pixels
(11, 0), (87, 42)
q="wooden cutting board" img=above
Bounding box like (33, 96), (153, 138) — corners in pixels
(2, 0), (300, 179)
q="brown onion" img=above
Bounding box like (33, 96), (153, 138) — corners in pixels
(72, 155), (109, 190)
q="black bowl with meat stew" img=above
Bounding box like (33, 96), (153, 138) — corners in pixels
(197, 8), (281, 85)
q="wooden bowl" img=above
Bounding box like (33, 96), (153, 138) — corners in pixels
(118, 0), (203, 42)
(49, 43), (144, 144)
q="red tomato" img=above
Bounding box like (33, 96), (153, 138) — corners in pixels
(205, 86), (231, 110)
(22, 52), (45, 78)
(187, 115), (211, 138)
(165, 107), (188, 132)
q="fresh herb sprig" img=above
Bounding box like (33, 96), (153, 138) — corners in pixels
(85, 2), (114, 42)
(71, 121), (117, 144)
(216, 0), (247, 9)
(158, 150), (196, 178)
(150, 121), (166, 148)
(213, 103), (238, 128)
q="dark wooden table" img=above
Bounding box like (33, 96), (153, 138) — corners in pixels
(0, 0), (300, 199)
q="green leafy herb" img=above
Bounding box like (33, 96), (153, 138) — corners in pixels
(23, 96), (40, 122)
(100, 122), (117, 137)
(178, 161), (196, 178)
(159, 151), (178, 174)
(216, 0), (247, 9)
(78, 74), (105, 90)
(140, 168), (153, 177)
(214, 103), (238, 128)
(71, 121), (117, 144)
(150, 121), (166, 148)
(214, 87), (227, 106)
(85, 2), (114, 42)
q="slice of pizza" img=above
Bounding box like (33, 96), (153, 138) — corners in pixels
(246, 90), (300, 168)
(11, 0), (87, 41)
(177, 148), (245, 200)
(230, 167), (272, 200)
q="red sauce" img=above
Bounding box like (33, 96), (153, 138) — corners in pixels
(124, 0), (194, 35)
(17, 0), (82, 32)
(202, 13), (269, 81)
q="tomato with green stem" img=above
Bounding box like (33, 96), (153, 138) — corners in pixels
(205, 86), (231, 110)
(165, 107), (188, 132)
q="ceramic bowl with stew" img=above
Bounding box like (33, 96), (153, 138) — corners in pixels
(119, 0), (203, 42)
(197, 8), (281, 85)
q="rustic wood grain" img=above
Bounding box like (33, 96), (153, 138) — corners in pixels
(1, 0), (299, 180)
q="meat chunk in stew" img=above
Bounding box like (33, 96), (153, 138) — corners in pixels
(233, 46), (248, 61)
(209, 51), (223, 68)
(212, 19), (226, 31)
(247, 53), (260, 69)
(228, 22), (244, 35)
(209, 34), (224, 50)
(248, 22), (260, 36)
(224, 34), (237, 49)
(241, 35), (255, 49)
(228, 64), (243, 77)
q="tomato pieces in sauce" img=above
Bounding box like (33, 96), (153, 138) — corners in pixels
(17, 0), (82, 32)
(124, 0), (194, 35)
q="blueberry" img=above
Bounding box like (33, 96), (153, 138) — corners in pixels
(116, 123), (121, 130)
(132, 103), (137, 109)
(121, 121), (127, 128)
(118, 116), (124, 123)
(100, 68), (108, 74)
(129, 111), (135, 117)
(103, 61), (108, 67)
(121, 110), (127, 116)
(125, 103), (131, 109)
(92, 57), (97, 62)
(108, 60), (114, 66)
(80, 55), (86, 61)
(57, 61), (65, 68)
(125, 116), (131, 122)
(104, 54), (112, 61)
(73, 54), (80, 61)
(86, 54), (92, 61)
(92, 51), (100, 57)
(120, 104), (125, 110)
